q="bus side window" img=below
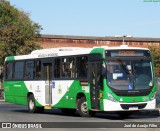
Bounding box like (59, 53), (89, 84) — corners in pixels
(54, 58), (60, 78)
(24, 61), (35, 80)
(61, 57), (75, 78)
(6, 63), (13, 80)
(36, 60), (41, 79)
(14, 61), (24, 80)
(76, 56), (88, 78)
(69, 57), (75, 78)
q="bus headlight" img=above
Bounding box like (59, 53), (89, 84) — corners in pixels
(150, 93), (156, 101)
(107, 93), (117, 102)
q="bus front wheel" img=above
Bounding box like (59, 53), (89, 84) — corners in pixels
(28, 94), (36, 113)
(77, 97), (94, 117)
(28, 94), (44, 113)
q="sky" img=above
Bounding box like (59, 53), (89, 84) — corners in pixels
(9, 0), (160, 38)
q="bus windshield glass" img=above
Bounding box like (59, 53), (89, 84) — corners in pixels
(106, 59), (153, 91)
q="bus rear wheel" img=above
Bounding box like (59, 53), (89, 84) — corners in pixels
(28, 94), (44, 113)
(77, 97), (94, 117)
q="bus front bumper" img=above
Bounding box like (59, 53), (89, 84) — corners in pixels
(103, 99), (156, 111)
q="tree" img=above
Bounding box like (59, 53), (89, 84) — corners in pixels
(148, 45), (160, 76)
(0, 0), (42, 65)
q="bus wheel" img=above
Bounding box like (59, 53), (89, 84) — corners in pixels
(28, 94), (37, 113)
(77, 97), (94, 117)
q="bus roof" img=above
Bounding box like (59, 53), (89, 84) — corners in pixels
(102, 45), (149, 50)
(5, 45), (149, 61)
(31, 47), (92, 55)
(31, 45), (149, 55)
(5, 47), (93, 61)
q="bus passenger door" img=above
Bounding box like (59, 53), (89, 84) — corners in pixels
(43, 63), (52, 107)
(89, 62), (101, 110)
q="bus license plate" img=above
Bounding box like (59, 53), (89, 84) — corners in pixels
(129, 106), (138, 110)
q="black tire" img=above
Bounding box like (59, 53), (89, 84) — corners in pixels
(61, 108), (76, 116)
(28, 94), (44, 113)
(77, 97), (94, 117)
(28, 94), (36, 113)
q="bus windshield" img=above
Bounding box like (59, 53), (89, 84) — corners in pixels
(106, 59), (153, 91)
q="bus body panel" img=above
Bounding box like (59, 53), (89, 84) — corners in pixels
(4, 81), (28, 105)
(4, 80), (91, 109)
(3, 46), (157, 116)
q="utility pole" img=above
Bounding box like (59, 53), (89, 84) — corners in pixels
(122, 35), (132, 45)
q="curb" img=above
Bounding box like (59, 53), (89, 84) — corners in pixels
(0, 99), (4, 102)
(139, 109), (160, 116)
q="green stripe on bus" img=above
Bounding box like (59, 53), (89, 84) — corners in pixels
(53, 80), (92, 109)
(6, 56), (15, 61)
(90, 48), (105, 58)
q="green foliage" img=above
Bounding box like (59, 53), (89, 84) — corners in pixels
(0, 0), (42, 65)
(148, 45), (160, 76)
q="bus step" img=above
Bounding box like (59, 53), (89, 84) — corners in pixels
(44, 105), (52, 109)
(91, 109), (100, 111)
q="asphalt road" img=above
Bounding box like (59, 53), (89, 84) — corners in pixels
(0, 101), (160, 131)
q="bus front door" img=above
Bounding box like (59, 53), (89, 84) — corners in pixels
(89, 62), (101, 110)
(43, 63), (52, 109)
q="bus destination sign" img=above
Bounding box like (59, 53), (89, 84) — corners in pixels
(106, 50), (150, 57)
(118, 51), (136, 56)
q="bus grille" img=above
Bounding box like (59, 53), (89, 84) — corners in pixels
(120, 103), (147, 110)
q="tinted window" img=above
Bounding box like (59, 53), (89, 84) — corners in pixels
(54, 58), (60, 78)
(14, 61), (24, 79)
(76, 56), (88, 78)
(6, 63), (13, 79)
(24, 61), (35, 79)
(36, 60), (41, 79)
(61, 57), (75, 78)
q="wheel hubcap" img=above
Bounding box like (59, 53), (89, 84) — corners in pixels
(29, 100), (34, 110)
(81, 101), (88, 114)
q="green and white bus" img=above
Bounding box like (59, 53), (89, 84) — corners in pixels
(4, 45), (156, 117)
